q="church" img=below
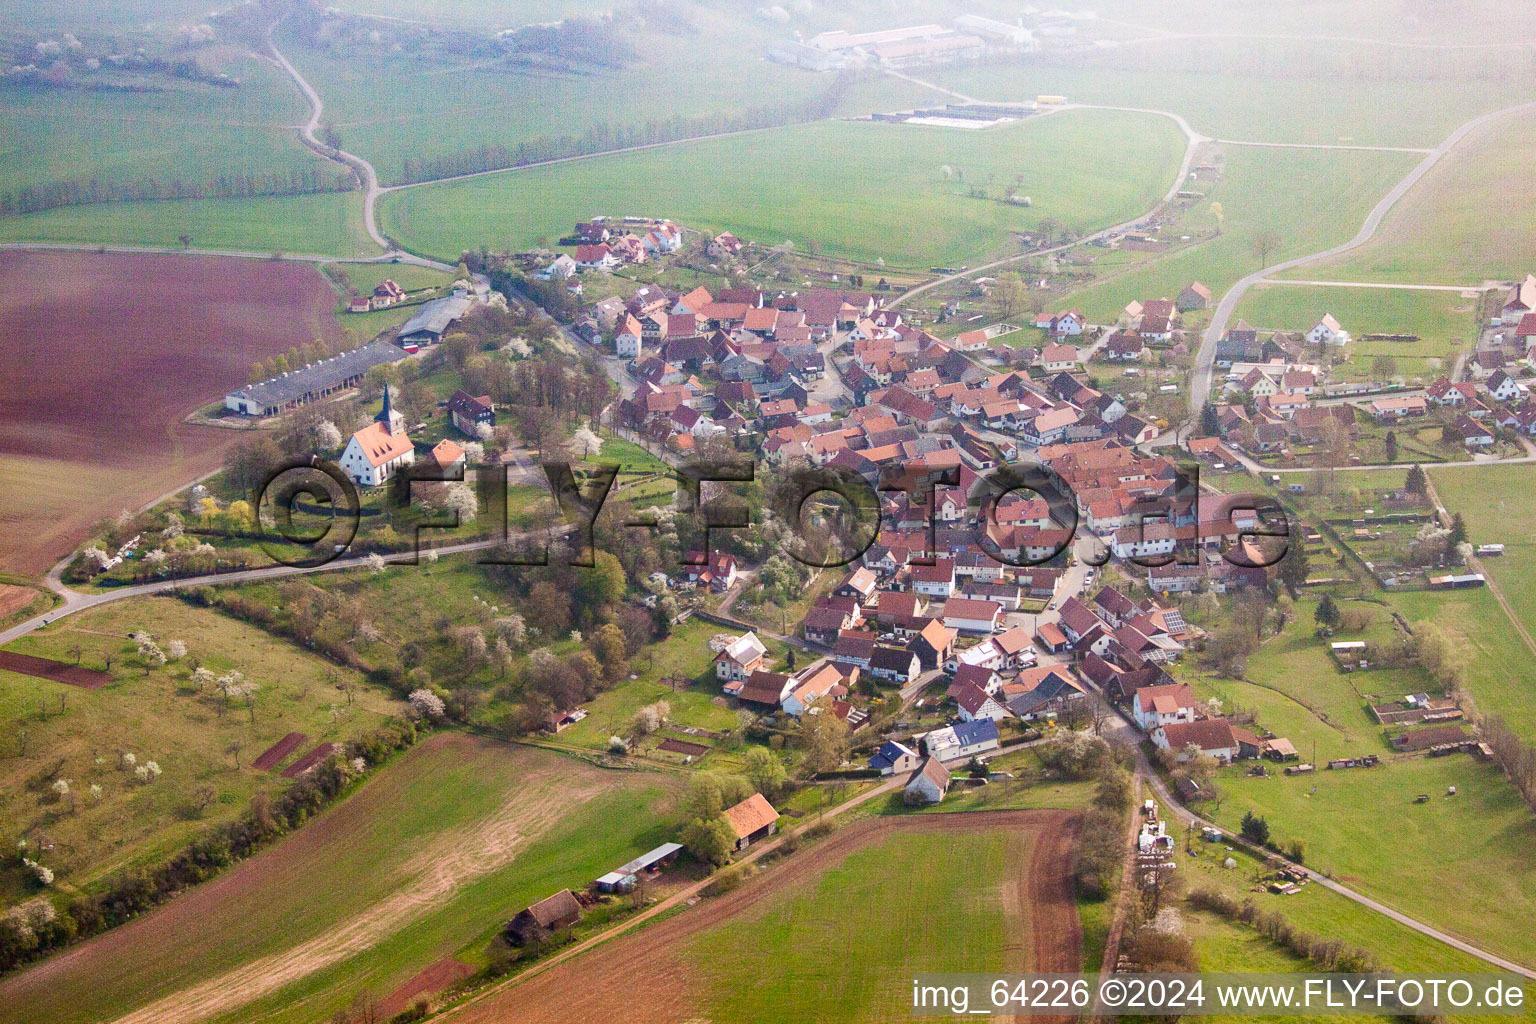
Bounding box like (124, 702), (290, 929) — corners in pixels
(340, 384), (415, 487)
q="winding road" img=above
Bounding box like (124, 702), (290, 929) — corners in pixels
(1190, 99), (1536, 420)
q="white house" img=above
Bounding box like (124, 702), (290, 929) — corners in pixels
(922, 719), (1000, 761)
(615, 314), (643, 360)
(942, 598), (1001, 634)
(537, 254), (577, 280)
(340, 385), (415, 487)
(780, 662), (845, 717)
(1041, 343), (1079, 372)
(1131, 683), (1198, 732)
(954, 682), (1010, 722)
(1306, 314), (1348, 347)
(714, 632), (768, 683)
(910, 558), (957, 598)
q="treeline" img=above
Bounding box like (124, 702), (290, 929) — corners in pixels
(0, 167), (356, 217)
(1187, 888), (1381, 973)
(1037, 734), (1133, 899)
(394, 71), (855, 186)
(1482, 715), (1536, 812)
(0, 718), (419, 973)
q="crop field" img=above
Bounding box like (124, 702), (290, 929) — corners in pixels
(0, 596), (398, 905)
(377, 108), (1185, 267)
(1056, 145), (1419, 324)
(1175, 598), (1536, 969)
(1234, 284), (1479, 383)
(0, 192), (375, 257)
(0, 734), (681, 1024)
(0, 250), (346, 574)
(1290, 112), (1536, 285)
(441, 809), (1081, 1024)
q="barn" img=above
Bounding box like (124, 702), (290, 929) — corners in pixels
(505, 889), (581, 945)
(398, 295), (472, 348)
(224, 340), (405, 417)
(723, 792), (779, 851)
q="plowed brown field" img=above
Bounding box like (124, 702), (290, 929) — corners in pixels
(0, 250), (341, 574)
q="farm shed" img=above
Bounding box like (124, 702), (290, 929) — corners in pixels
(904, 756), (951, 805)
(506, 889), (581, 945)
(723, 793), (779, 851)
(594, 842), (684, 892)
(398, 295), (472, 347)
(224, 340), (405, 417)
(1391, 724), (1469, 753)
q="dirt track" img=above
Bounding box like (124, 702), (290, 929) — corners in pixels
(443, 808), (1081, 1024)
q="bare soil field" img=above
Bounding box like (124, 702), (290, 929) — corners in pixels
(0, 582), (41, 619)
(442, 809), (1081, 1024)
(0, 250), (342, 575)
(0, 649), (112, 688)
(251, 731), (309, 772)
(280, 741), (339, 778)
(380, 958), (474, 1018)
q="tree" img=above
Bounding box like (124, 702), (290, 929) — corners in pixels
(1199, 402), (1220, 437)
(1371, 353), (1398, 381)
(1447, 512), (1467, 550)
(590, 623), (627, 682)
(681, 814), (737, 866)
(1249, 230), (1282, 269)
(583, 551), (627, 611)
(1314, 594), (1341, 629)
(1405, 463), (1428, 496)
(742, 747), (788, 798)
(797, 697), (850, 775)
(993, 273), (1028, 320)
(225, 740), (242, 770)
(224, 435), (283, 499)
(1209, 200), (1225, 233)
(1384, 429), (1398, 464)
(443, 483), (478, 523)
(177, 233), (192, 248)
(1240, 811), (1270, 846)
(1276, 520), (1310, 594)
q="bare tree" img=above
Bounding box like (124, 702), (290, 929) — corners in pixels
(226, 740), (243, 770)
(1250, 230), (1283, 269)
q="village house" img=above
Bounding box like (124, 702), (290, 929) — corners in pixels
(1154, 718), (1239, 761)
(446, 390), (495, 437)
(714, 632), (768, 683)
(869, 740), (921, 775)
(1131, 683), (1199, 731)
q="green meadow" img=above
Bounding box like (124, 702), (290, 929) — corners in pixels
(378, 108), (1186, 267)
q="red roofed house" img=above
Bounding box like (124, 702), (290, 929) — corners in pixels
(1131, 683), (1199, 731)
(1154, 718), (1239, 761)
(574, 243), (620, 271)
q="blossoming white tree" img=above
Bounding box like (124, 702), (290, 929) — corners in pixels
(408, 688), (446, 721)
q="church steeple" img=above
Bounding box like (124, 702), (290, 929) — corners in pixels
(377, 383), (405, 436)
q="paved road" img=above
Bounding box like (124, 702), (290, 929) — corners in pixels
(266, 19), (390, 252)
(1213, 138), (1432, 154)
(1260, 278), (1480, 292)
(1190, 99), (1536, 423)
(1080, 685), (1536, 980)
